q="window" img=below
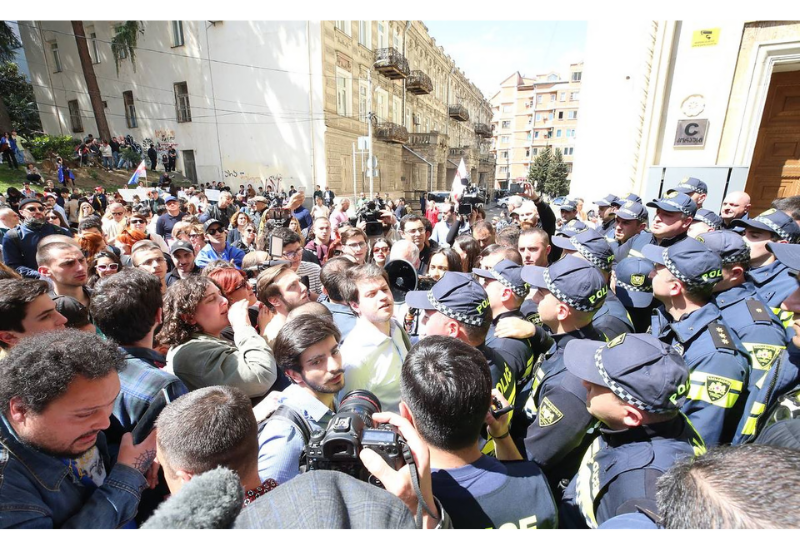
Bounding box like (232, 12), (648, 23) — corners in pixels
(566, 129), (576, 138)
(378, 21), (388, 49)
(50, 41), (62, 73)
(534, 131), (539, 139)
(572, 72), (582, 82)
(86, 27), (100, 64)
(502, 104), (512, 113)
(567, 163), (573, 173)
(501, 151), (509, 159)
(359, 80), (368, 122)
(501, 120), (511, 129)
(558, 111), (564, 120)
(568, 110), (578, 120)
(531, 148), (538, 156)
(560, 92), (566, 101)
(556, 129), (562, 138)
(174, 82), (191, 123)
(571, 92), (580, 101)
(551, 93), (556, 102)
(114, 26), (127, 59)
(68, 100), (83, 132)
(500, 136), (510, 144)
(535, 113), (542, 122)
(376, 89), (388, 121)
(392, 97), (402, 124)
(393, 31), (401, 50)
(405, 107), (411, 130)
(123, 91), (137, 128)
(336, 68), (352, 117)
(334, 21), (351, 36)
(537, 95), (543, 104)
(359, 21), (371, 48)
(525, 149), (530, 157)
(499, 166), (509, 174)
(564, 147), (574, 155)
(172, 21), (185, 47)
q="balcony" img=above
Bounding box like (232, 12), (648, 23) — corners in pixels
(474, 122), (492, 138)
(373, 48), (409, 80)
(480, 152), (496, 163)
(409, 132), (444, 147)
(449, 104), (469, 122)
(375, 122), (409, 144)
(406, 70), (433, 95)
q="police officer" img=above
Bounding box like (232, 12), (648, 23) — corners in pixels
(612, 257), (656, 334)
(474, 259), (554, 443)
(667, 176), (708, 209)
(501, 255), (608, 497)
(611, 192), (642, 206)
(559, 333), (705, 528)
(732, 208), (800, 321)
(613, 200), (649, 249)
(593, 194), (619, 241)
(559, 199), (580, 225)
(406, 272), (517, 436)
(552, 229), (634, 339)
(688, 208), (724, 238)
(617, 191), (696, 262)
(643, 238), (750, 446)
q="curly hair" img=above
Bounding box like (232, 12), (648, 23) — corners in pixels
(0, 329), (124, 414)
(77, 231), (107, 263)
(158, 276), (217, 348)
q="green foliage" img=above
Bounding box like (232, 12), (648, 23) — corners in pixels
(27, 134), (80, 160)
(111, 21), (144, 76)
(0, 62), (42, 135)
(528, 146), (553, 196)
(0, 22), (22, 64)
(88, 169), (101, 181)
(527, 146), (570, 198)
(121, 147), (141, 163)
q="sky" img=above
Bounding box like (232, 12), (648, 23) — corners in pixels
(422, 21), (587, 99)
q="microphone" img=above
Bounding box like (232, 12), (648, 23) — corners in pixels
(141, 467), (244, 529)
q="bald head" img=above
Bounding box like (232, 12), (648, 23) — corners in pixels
(389, 240), (420, 269)
(720, 191), (751, 224)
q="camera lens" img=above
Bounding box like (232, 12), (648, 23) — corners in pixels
(338, 390), (382, 427)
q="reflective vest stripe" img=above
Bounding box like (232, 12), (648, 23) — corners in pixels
(687, 372), (743, 408)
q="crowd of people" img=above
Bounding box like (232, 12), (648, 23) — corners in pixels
(1, 174), (799, 529)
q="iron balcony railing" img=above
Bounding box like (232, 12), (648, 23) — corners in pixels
(373, 47), (410, 79)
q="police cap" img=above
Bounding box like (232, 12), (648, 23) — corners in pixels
(521, 255), (608, 312)
(615, 201), (649, 222)
(613, 257), (655, 309)
(731, 208), (800, 244)
(552, 229), (615, 273)
(473, 259), (529, 298)
(642, 238), (723, 290)
(667, 177), (708, 196)
(406, 271), (490, 327)
(646, 192), (698, 218)
(696, 230), (750, 266)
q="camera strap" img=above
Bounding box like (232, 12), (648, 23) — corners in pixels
(404, 444), (440, 528)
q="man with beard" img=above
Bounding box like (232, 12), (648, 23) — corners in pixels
(257, 315), (344, 484)
(256, 264), (311, 345)
(2, 198), (71, 278)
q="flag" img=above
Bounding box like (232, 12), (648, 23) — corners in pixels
(451, 158), (468, 200)
(127, 161), (147, 186)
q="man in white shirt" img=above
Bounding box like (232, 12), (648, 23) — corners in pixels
(430, 203), (456, 246)
(339, 263), (411, 413)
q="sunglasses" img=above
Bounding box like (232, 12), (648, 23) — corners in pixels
(189, 233), (203, 238)
(129, 219), (146, 225)
(206, 227), (226, 236)
(97, 263), (119, 271)
(47, 216), (60, 221)
(24, 207), (45, 213)
(245, 228), (256, 233)
(373, 246), (389, 253)
(112, 212), (124, 216)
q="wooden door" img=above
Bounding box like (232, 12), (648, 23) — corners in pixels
(745, 71), (800, 214)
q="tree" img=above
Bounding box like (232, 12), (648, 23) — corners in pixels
(545, 148), (570, 198)
(110, 21), (144, 76)
(0, 62), (42, 135)
(72, 21), (110, 142)
(528, 146), (553, 196)
(0, 22), (22, 132)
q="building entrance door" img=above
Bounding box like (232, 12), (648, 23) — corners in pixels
(182, 150), (197, 185)
(745, 71), (800, 213)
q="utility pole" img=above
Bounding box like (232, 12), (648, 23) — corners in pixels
(367, 69), (375, 200)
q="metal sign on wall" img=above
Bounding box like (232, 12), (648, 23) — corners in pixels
(674, 119), (709, 148)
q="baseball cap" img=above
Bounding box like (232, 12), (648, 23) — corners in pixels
(521, 255), (608, 312)
(613, 257), (655, 309)
(551, 229), (615, 272)
(53, 295), (92, 330)
(767, 242), (800, 272)
(611, 193), (642, 207)
(668, 177), (708, 195)
(559, 199), (578, 212)
(203, 219), (224, 232)
(731, 208), (800, 243)
(556, 219), (589, 238)
(406, 271), (490, 326)
(642, 238), (723, 289)
(564, 332), (690, 413)
(170, 240), (195, 255)
(646, 191), (698, 218)
(473, 259), (530, 298)
(19, 197), (44, 209)
(94, 186), (104, 192)
(693, 209), (723, 230)
(595, 194), (620, 207)
(696, 230), (750, 265)
(615, 200), (649, 222)
(164, 195), (178, 203)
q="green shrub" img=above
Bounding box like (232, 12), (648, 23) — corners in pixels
(27, 135), (80, 161)
(121, 148), (142, 164)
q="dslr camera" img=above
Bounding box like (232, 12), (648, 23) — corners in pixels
(304, 390), (408, 486)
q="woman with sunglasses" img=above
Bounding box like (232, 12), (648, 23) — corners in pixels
(87, 250), (122, 288)
(78, 201), (97, 224)
(232, 222), (258, 253)
(370, 237), (392, 269)
(125, 211), (170, 255)
(159, 277), (277, 397)
(45, 209), (73, 234)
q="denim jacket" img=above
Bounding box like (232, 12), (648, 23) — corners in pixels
(0, 413), (148, 528)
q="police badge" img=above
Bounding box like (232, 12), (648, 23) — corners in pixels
(706, 375), (732, 402)
(630, 274), (646, 287)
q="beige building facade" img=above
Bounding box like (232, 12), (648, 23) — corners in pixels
(320, 20), (495, 202)
(490, 63), (582, 189)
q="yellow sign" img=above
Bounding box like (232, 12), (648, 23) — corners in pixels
(692, 28), (720, 47)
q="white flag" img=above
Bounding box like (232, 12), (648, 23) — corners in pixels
(451, 158), (468, 200)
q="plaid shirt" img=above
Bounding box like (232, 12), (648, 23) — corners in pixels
(113, 347), (188, 433)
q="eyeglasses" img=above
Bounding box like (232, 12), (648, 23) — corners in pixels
(345, 241), (367, 250)
(245, 228), (256, 233)
(282, 249), (302, 260)
(97, 263), (119, 271)
(129, 219), (146, 225)
(373, 246), (389, 253)
(112, 211), (124, 216)
(206, 227), (226, 236)
(24, 207), (45, 213)
(47, 216), (60, 221)
(189, 233), (203, 238)
(403, 228), (424, 235)
(232, 279), (248, 292)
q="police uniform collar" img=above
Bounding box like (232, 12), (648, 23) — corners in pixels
(655, 232), (688, 248)
(713, 283), (758, 308)
(747, 259), (792, 284)
(669, 303), (723, 344)
(491, 309), (523, 326)
(601, 415), (687, 445)
(601, 218), (615, 231)
(552, 324), (603, 349)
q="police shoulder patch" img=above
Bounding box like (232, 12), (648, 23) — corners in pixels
(705, 375), (732, 402)
(538, 397), (564, 427)
(751, 344), (782, 370)
(607, 333), (626, 348)
(708, 322), (736, 351)
(746, 299), (772, 323)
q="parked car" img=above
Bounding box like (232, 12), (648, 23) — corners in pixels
(428, 191), (451, 203)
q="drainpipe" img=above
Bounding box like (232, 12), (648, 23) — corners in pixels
(403, 145), (433, 193)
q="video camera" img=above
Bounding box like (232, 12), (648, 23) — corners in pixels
(304, 390), (409, 486)
(459, 183), (486, 215)
(241, 234), (290, 279)
(349, 199), (386, 237)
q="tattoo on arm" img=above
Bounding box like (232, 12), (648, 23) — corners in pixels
(132, 450), (157, 474)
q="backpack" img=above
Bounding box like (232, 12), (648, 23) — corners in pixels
(259, 403), (314, 470)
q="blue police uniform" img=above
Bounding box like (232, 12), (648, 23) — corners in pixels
(522, 325), (604, 493)
(593, 292), (635, 340)
(560, 414), (705, 528)
(747, 260), (797, 313)
(615, 231), (689, 263)
(649, 304), (750, 446)
(600, 219), (616, 242)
